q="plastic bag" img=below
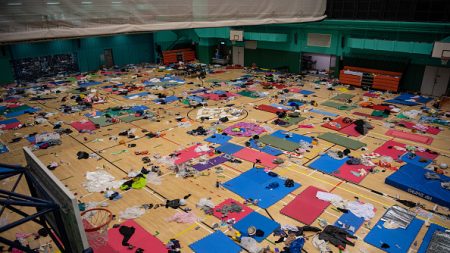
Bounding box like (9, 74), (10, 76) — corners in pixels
(119, 206), (145, 220)
(240, 237), (261, 253)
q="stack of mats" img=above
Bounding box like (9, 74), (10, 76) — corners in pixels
(0, 118), (21, 130)
(321, 101), (356, 111)
(232, 212), (280, 243)
(189, 231), (241, 253)
(364, 216), (424, 253)
(280, 186), (330, 225)
(96, 220), (166, 253)
(385, 129), (433, 145)
(385, 164), (450, 208)
(223, 168), (301, 208)
(318, 132), (366, 150)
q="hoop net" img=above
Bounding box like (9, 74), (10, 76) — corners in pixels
(441, 58), (449, 65)
(81, 208), (113, 248)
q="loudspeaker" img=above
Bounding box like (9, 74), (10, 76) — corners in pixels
(294, 32), (298, 45)
(76, 39), (81, 49)
(341, 36), (345, 48)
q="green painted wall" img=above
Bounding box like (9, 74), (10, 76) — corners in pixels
(245, 48), (300, 72)
(3, 33), (154, 82)
(0, 49), (14, 84)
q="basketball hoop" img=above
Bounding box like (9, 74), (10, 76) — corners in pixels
(441, 57), (449, 65)
(81, 208), (113, 248)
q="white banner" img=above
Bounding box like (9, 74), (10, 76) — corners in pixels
(0, 0), (326, 42)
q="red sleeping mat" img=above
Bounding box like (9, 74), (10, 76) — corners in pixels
(371, 105), (392, 111)
(386, 129), (433, 145)
(213, 198), (253, 221)
(255, 104), (287, 114)
(280, 186), (330, 225)
(71, 121), (97, 132)
(338, 124), (361, 137)
(322, 117), (353, 131)
(175, 144), (212, 165)
(95, 220), (166, 253)
(397, 120), (441, 135)
(373, 140), (406, 160)
(233, 147), (278, 169)
(333, 164), (372, 184)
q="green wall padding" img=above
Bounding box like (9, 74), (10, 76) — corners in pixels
(244, 48), (299, 72)
(400, 64), (425, 92)
(0, 52), (14, 84)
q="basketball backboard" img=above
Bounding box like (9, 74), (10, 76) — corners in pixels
(23, 147), (90, 253)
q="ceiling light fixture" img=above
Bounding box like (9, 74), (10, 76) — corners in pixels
(47, 2), (60, 5)
(111, 1), (122, 4)
(81, 1), (92, 4)
(7, 2), (22, 5)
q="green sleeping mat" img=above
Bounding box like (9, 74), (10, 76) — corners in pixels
(259, 135), (300, 152)
(318, 132), (366, 150)
(331, 93), (355, 101)
(321, 101), (357, 111)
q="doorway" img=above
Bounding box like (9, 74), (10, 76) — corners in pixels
(301, 53), (333, 75)
(232, 46), (244, 66)
(421, 66), (450, 96)
(104, 49), (114, 68)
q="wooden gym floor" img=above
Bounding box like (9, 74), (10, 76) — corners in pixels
(1, 68), (449, 252)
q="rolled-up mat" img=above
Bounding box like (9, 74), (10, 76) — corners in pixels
(318, 132), (366, 150)
(385, 129), (433, 145)
(280, 186), (330, 225)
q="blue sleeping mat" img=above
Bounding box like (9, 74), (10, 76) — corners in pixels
(270, 130), (313, 144)
(299, 90), (314, 95)
(248, 139), (283, 156)
(400, 153), (432, 168)
(223, 168), (301, 208)
(0, 144), (8, 154)
(308, 154), (349, 174)
(124, 92), (150, 99)
(364, 217), (424, 253)
(385, 99), (419, 106)
(233, 212), (280, 243)
(216, 143), (244, 155)
(0, 118), (19, 125)
(309, 108), (338, 117)
(385, 164), (450, 208)
(153, 95), (179, 104)
(130, 105), (149, 112)
(418, 223), (447, 253)
(205, 134), (232, 144)
(78, 81), (101, 87)
(334, 212), (364, 235)
(5, 107), (39, 118)
(189, 231), (241, 253)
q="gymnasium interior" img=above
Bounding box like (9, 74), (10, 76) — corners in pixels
(1, 0), (450, 252)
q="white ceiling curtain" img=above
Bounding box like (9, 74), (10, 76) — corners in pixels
(0, 0), (326, 43)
